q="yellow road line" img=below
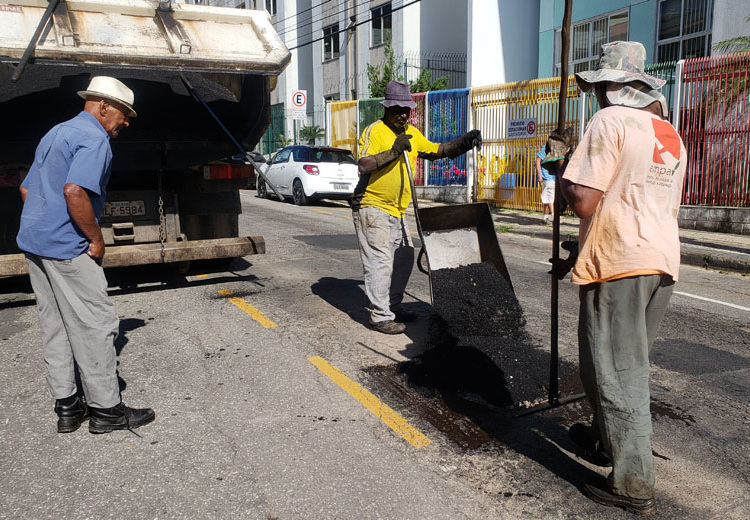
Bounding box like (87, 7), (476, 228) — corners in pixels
(307, 356), (431, 448)
(218, 289), (277, 328)
(312, 208), (333, 215)
(195, 274), (208, 279)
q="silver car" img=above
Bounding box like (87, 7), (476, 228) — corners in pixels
(258, 145), (359, 205)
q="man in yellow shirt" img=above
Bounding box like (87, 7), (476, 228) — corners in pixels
(353, 80), (481, 334)
(545, 42), (686, 516)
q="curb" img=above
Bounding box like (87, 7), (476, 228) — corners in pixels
(504, 228), (750, 274)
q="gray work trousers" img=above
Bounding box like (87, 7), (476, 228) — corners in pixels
(578, 274), (674, 500)
(26, 253), (121, 408)
(352, 206), (414, 323)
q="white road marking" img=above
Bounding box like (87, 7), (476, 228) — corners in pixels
(673, 291), (750, 312)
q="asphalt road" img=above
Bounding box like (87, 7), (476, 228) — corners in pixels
(0, 191), (748, 519)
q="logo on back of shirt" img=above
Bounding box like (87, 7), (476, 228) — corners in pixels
(651, 118), (681, 165)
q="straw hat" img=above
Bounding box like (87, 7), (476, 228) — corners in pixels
(380, 80), (417, 109)
(77, 76), (137, 117)
(575, 41), (666, 92)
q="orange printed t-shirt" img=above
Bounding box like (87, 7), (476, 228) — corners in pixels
(563, 106), (687, 285)
(358, 121), (439, 218)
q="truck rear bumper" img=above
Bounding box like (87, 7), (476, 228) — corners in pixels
(0, 236), (265, 277)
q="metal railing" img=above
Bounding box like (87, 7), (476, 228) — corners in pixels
(678, 53), (750, 207)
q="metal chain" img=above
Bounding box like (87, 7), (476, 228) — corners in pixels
(157, 170), (166, 262)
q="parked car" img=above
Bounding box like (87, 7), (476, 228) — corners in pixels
(257, 145), (359, 205)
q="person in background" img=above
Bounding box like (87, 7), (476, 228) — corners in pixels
(535, 145), (556, 224)
(352, 80), (481, 334)
(17, 76), (155, 434)
(544, 41), (686, 516)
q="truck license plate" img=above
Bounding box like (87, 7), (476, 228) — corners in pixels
(103, 200), (146, 218)
(333, 183), (350, 190)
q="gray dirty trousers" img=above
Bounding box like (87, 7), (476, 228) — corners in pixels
(26, 253), (121, 408)
(578, 273), (674, 499)
(352, 206), (413, 323)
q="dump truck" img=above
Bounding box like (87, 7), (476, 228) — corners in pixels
(0, 0), (290, 276)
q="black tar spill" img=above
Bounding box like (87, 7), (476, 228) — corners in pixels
(365, 262), (581, 450)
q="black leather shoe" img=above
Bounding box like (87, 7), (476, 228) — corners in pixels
(569, 422), (611, 467)
(391, 308), (418, 323)
(583, 480), (656, 516)
(55, 396), (89, 433)
(369, 320), (406, 334)
(89, 402), (155, 434)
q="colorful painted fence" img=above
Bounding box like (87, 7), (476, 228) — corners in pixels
(427, 89), (471, 186)
(320, 53), (748, 208)
(472, 77), (581, 211)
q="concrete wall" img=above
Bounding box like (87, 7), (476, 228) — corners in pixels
(419, 0), (468, 54)
(679, 207), (750, 235)
(712, 0), (750, 53)
(468, 0), (540, 87)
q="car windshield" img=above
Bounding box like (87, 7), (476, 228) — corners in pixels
(311, 148), (356, 164)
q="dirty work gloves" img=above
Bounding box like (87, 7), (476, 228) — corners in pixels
(370, 133), (413, 168)
(542, 127), (574, 171)
(439, 129), (482, 159)
(548, 240), (578, 279)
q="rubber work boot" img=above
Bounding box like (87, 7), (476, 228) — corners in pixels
(55, 396), (89, 433)
(569, 422), (611, 467)
(582, 479), (656, 516)
(369, 320), (406, 335)
(89, 402), (155, 434)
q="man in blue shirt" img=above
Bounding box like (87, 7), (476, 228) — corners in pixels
(17, 76), (154, 434)
(535, 146), (556, 224)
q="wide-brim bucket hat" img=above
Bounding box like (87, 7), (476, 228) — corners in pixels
(575, 41), (666, 92)
(78, 76), (137, 117)
(380, 80), (417, 109)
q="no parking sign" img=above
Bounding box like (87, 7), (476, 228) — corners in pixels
(507, 117), (537, 139)
(290, 90), (307, 120)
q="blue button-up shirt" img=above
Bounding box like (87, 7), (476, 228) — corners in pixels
(17, 111), (112, 259)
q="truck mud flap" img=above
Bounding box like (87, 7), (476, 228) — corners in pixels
(0, 236), (264, 277)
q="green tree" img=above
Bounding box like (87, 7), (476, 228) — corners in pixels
(299, 125), (325, 145)
(367, 35), (402, 97)
(367, 36), (450, 97)
(278, 134), (293, 147)
(409, 68), (449, 94)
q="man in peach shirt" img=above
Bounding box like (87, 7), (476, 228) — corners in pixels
(544, 42), (686, 516)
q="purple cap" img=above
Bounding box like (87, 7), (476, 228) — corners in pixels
(380, 80), (417, 109)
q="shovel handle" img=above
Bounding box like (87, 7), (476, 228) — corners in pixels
(403, 151), (429, 274)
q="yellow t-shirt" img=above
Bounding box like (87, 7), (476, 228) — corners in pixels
(563, 106), (687, 285)
(357, 120), (439, 217)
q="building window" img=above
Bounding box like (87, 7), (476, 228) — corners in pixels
(656, 0), (712, 62)
(253, 0), (276, 15)
(554, 10), (629, 75)
(371, 3), (392, 47)
(323, 24), (340, 61)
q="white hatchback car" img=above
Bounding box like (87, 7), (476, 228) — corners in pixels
(258, 145), (359, 205)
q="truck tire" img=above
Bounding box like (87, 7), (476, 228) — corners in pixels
(257, 179), (268, 199)
(292, 179), (307, 206)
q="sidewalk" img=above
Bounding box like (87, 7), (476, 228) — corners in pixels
(412, 201), (750, 274)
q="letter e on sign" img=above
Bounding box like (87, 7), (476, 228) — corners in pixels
(290, 90), (307, 120)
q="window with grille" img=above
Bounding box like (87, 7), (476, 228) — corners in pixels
(323, 24), (340, 61)
(371, 3), (392, 47)
(554, 10), (629, 76)
(656, 0), (712, 62)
